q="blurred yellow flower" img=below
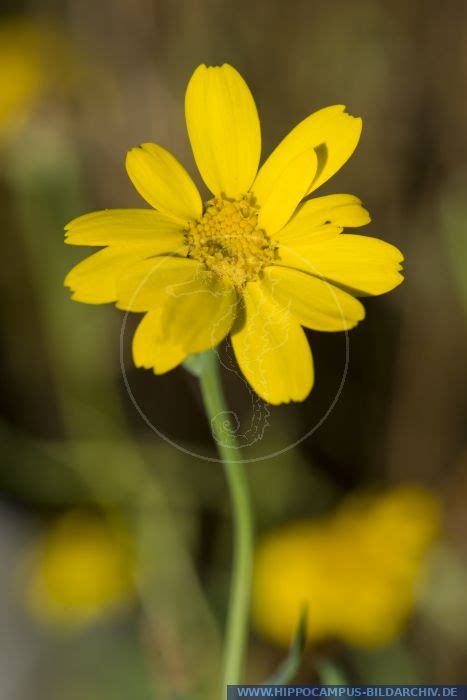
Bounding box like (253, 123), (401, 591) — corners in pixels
(0, 19), (71, 141)
(24, 512), (135, 630)
(252, 487), (440, 648)
(65, 63), (403, 405)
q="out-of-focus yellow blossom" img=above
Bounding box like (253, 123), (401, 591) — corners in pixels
(0, 20), (71, 141)
(24, 512), (135, 630)
(252, 487), (440, 648)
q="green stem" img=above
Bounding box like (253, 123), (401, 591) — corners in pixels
(189, 349), (253, 691)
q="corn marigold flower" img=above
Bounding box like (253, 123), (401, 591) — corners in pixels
(23, 512), (135, 630)
(65, 64), (403, 404)
(252, 487), (440, 648)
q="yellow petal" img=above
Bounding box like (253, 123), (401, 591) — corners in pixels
(278, 234), (404, 296)
(253, 106), (361, 204)
(254, 148), (318, 234)
(263, 266), (365, 331)
(160, 272), (237, 354)
(133, 309), (186, 374)
(185, 64), (261, 197)
(277, 194), (371, 243)
(65, 245), (157, 304)
(65, 209), (186, 250)
(306, 107), (362, 194)
(126, 143), (202, 223)
(116, 256), (202, 312)
(231, 282), (314, 405)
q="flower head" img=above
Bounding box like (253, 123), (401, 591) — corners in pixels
(252, 487), (440, 648)
(65, 64), (403, 404)
(23, 512), (135, 630)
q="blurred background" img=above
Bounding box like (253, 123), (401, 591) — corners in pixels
(1, 0), (467, 697)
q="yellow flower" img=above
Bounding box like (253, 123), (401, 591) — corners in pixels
(24, 512), (135, 630)
(65, 64), (403, 404)
(0, 20), (69, 141)
(252, 487), (440, 648)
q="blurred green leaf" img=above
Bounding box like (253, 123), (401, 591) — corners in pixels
(315, 658), (349, 685)
(264, 607), (307, 685)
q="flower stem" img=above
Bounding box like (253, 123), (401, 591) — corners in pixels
(190, 349), (253, 691)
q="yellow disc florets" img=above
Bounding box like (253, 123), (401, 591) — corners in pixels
(185, 194), (277, 288)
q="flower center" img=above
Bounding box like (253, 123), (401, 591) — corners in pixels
(184, 194), (277, 288)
